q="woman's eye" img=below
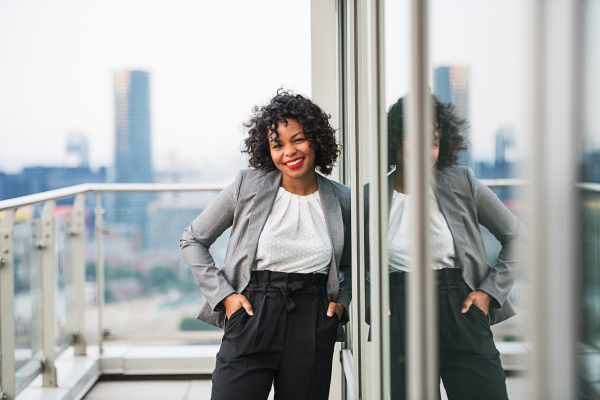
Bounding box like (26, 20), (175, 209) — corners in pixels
(295, 138), (305, 143)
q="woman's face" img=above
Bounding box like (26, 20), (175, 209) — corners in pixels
(269, 119), (317, 179)
(396, 130), (440, 168)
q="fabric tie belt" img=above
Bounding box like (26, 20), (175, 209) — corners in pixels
(389, 269), (472, 296)
(243, 270), (328, 352)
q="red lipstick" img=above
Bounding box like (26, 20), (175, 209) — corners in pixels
(284, 157), (304, 169)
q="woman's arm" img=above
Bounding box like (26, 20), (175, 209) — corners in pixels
(466, 167), (528, 309)
(179, 170), (243, 311)
(335, 208), (352, 323)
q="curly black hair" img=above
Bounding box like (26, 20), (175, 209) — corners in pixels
(242, 89), (340, 175)
(387, 93), (469, 170)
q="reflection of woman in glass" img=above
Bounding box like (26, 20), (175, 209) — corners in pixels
(180, 90), (351, 400)
(383, 94), (526, 400)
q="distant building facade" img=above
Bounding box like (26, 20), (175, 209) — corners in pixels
(108, 70), (155, 247)
(0, 166), (107, 203)
(434, 65), (472, 168)
(113, 70), (153, 185)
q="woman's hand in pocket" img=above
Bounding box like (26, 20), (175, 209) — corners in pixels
(223, 294), (254, 319)
(327, 302), (345, 319)
(461, 291), (491, 316)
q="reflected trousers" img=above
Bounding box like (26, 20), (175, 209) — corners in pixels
(211, 270), (340, 400)
(389, 269), (509, 400)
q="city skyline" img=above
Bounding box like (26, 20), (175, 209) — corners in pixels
(0, 0), (539, 177)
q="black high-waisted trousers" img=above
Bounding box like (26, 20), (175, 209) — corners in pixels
(211, 270), (340, 400)
(389, 269), (509, 400)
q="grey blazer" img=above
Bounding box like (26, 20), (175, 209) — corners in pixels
(366, 166), (527, 325)
(180, 168), (352, 337)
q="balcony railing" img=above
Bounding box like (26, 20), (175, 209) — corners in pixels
(0, 183), (226, 400)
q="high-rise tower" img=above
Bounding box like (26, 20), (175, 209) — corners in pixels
(111, 70), (154, 246)
(434, 65), (471, 167)
(114, 70), (153, 184)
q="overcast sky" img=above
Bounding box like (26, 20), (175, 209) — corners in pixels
(0, 0), (312, 175)
(1, 0), (596, 176)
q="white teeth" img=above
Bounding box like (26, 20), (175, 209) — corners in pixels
(286, 158), (303, 166)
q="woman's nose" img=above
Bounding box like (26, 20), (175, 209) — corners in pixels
(284, 143), (296, 157)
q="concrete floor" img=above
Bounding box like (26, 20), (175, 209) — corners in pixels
(84, 376), (531, 400)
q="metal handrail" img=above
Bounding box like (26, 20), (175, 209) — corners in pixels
(0, 182), (229, 212)
(3, 178), (600, 213)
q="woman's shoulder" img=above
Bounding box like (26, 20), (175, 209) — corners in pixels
(233, 168), (274, 188)
(438, 165), (474, 185)
(321, 175), (350, 198)
(437, 165), (478, 197)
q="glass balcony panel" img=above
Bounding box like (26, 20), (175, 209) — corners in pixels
(12, 217), (43, 387)
(97, 190), (226, 341)
(54, 209), (76, 352)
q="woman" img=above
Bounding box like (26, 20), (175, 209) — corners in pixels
(179, 89), (351, 400)
(367, 94), (527, 399)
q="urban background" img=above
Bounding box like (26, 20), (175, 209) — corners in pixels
(3, 0), (598, 354)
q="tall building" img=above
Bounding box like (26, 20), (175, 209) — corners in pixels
(495, 126), (516, 167)
(434, 65), (471, 167)
(109, 70), (155, 247)
(114, 70), (153, 184)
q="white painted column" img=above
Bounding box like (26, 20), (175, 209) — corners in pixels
(311, 0), (341, 183)
(529, 0), (580, 398)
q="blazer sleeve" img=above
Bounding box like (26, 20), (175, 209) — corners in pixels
(467, 167), (528, 308)
(179, 170), (243, 311)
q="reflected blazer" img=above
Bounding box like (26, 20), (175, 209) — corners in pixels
(179, 169), (352, 338)
(366, 166), (527, 325)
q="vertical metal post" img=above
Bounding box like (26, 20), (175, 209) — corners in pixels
(529, 0), (580, 398)
(40, 200), (57, 387)
(356, 0), (373, 397)
(407, 0), (437, 399)
(95, 193), (105, 355)
(365, 0), (390, 398)
(346, 0), (366, 398)
(71, 194), (87, 356)
(0, 210), (16, 400)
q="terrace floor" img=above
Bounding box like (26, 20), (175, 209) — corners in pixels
(82, 375), (532, 400)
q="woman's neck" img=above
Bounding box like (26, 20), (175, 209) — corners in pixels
(280, 169), (319, 196)
(394, 166), (406, 194)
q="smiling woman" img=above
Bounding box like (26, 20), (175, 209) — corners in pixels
(180, 89), (352, 400)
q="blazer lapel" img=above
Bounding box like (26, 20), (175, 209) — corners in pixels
(433, 168), (468, 269)
(316, 174), (344, 265)
(245, 169), (282, 264)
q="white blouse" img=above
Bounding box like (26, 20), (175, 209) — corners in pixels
(388, 188), (457, 273)
(254, 187), (333, 274)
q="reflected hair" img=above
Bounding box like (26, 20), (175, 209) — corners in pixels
(242, 88), (340, 175)
(387, 93), (469, 170)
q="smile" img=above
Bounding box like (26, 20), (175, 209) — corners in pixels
(284, 157), (304, 169)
